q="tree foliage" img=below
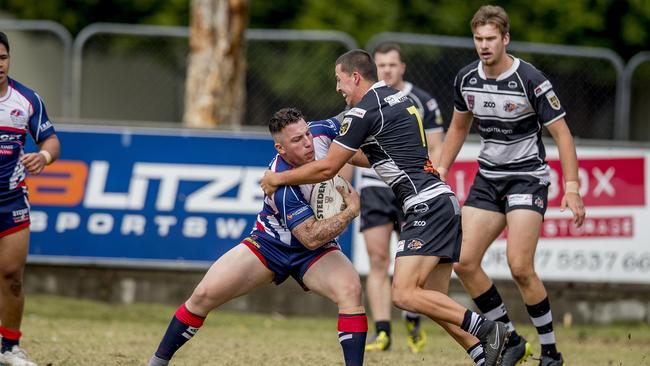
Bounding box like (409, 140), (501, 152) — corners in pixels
(0, 0), (647, 59)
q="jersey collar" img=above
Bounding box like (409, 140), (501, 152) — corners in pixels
(370, 80), (387, 90)
(478, 55), (520, 81)
(402, 81), (413, 94)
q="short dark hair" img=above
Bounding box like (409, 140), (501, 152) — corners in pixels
(0, 32), (9, 52)
(471, 5), (510, 38)
(269, 107), (304, 134)
(373, 42), (403, 61)
(335, 49), (378, 82)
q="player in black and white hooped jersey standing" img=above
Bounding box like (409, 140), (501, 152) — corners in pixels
(437, 5), (586, 366)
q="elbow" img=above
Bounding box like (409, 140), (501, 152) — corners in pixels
(321, 166), (338, 180)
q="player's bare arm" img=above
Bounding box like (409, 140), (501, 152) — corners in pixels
(291, 185), (360, 250)
(426, 130), (444, 166)
(21, 134), (61, 175)
(546, 118), (586, 227)
(437, 110), (473, 181)
(261, 143), (355, 196)
(348, 149), (371, 168)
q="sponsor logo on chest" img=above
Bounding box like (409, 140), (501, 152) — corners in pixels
(9, 108), (28, 129)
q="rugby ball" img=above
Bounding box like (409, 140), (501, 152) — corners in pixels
(310, 175), (350, 220)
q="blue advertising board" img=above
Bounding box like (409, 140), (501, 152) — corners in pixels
(25, 125), (353, 267)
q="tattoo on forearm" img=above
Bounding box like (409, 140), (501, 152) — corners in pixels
(296, 208), (356, 248)
(311, 210), (355, 243)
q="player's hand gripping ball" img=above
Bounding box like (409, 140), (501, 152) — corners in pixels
(310, 175), (350, 220)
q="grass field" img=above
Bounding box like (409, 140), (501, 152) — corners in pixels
(16, 295), (650, 365)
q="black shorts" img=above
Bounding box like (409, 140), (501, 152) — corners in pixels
(396, 193), (462, 263)
(360, 186), (404, 232)
(464, 173), (549, 215)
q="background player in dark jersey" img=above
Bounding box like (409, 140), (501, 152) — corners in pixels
(362, 42), (446, 354)
(437, 6), (586, 366)
(148, 109), (367, 366)
(261, 50), (510, 366)
(0, 31), (60, 366)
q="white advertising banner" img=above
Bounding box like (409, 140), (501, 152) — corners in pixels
(352, 143), (650, 284)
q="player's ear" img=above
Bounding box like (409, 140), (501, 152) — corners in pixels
(274, 142), (285, 155)
(503, 32), (510, 46)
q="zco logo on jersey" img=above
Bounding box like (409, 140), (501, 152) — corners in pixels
(483, 101), (496, 108)
(339, 118), (352, 136)
(384, 92), (407, 106)
(546, 91), (561, 110)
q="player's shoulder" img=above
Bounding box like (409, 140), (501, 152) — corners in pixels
(269, 154), (293, 173)
(515, 57), (547, 82)
(8, 77), (40, 103)
(456, 60), (481, 80)
(408, 82), (434, 101)
(308, 117), (340, 136)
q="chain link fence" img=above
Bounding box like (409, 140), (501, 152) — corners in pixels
(3, 20), (650, 142)
(72, 24), (356, 126)
(367, 33), (624, 141)
(624, 52), (650, 142)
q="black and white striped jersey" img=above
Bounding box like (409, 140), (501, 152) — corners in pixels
(335, 81), (452, 211)
(359, 81), (445, 190)
(454, 56), (566, 180)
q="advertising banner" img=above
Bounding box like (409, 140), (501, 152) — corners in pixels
(25, 125), (354, 267)
(352, 144), (650, 284)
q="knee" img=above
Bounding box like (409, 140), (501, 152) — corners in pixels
(453, 259), (479, 279)
(508, 262), (536, 286)
(391, 285), (415, 312)
(368, 252), (390, 272)
(189, 283), (218, 307)
(0, 270), (23, 297)
(334, 278), (362, 305)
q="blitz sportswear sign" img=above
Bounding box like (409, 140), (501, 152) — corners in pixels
(24, 125), (354, 265)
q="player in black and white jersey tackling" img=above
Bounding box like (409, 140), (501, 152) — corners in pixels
(437, 5), (586, 366)
(262, 49), (510, 366)
(361, 42), (446, 354)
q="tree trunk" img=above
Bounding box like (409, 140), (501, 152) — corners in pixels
(184, 0), (249, 127)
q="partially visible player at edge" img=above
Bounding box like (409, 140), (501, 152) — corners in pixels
(261, 49), (510, 366)
(0, 31), (61, 366)
(437, 5), (586, 366)
(148, 109), (367, 366)
(361, 42), (446, 354)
